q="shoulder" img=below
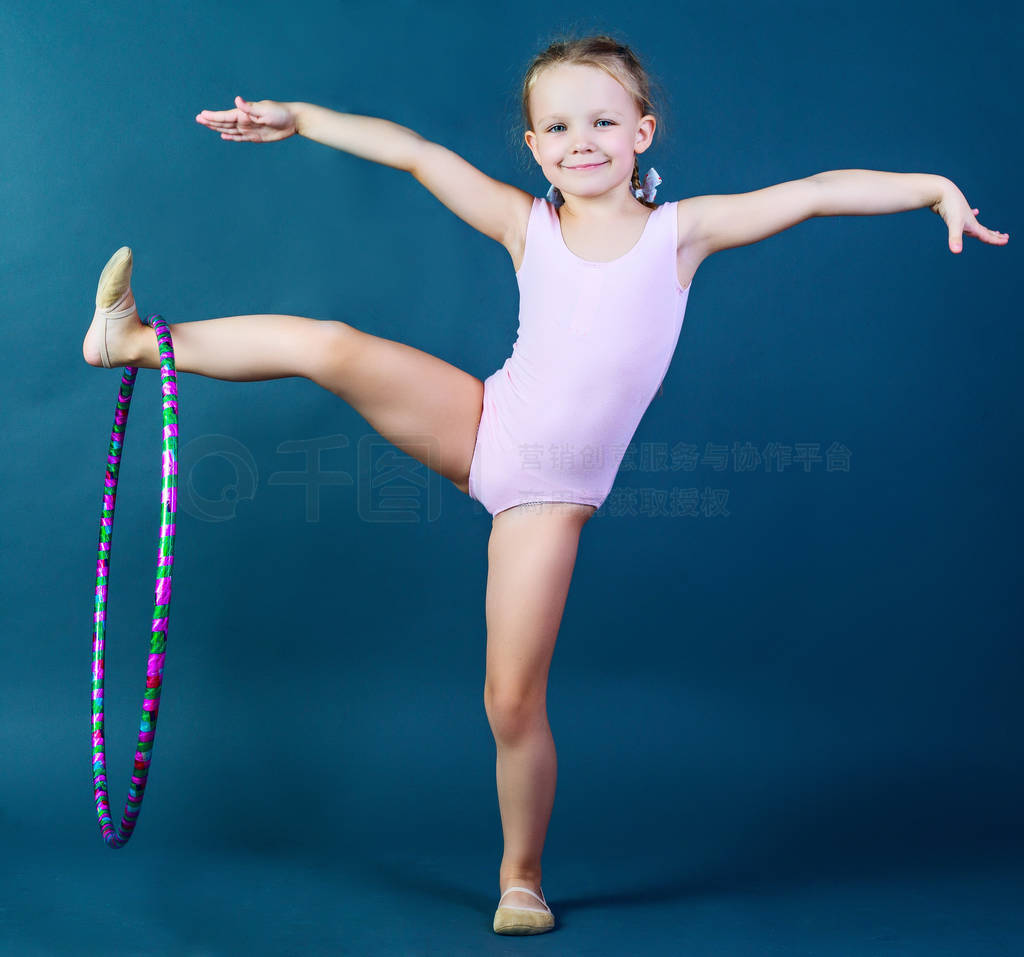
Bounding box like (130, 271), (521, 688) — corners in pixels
(670, 198), (712, 291)
(673, 193), (725, 268)
(505, 193), (541, 273)
(674, 195), (710, 252)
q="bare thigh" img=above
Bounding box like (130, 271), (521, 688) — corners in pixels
(317, 322), (484, 495)
(483, 503), (596, 709)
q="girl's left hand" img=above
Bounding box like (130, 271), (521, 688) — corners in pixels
(931, 180), (1009, 253)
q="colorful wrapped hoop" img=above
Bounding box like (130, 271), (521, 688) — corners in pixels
(91, 314), (178, 848)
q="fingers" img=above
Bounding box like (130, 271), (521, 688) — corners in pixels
(968, 209), (1010, 242)
(194, 113), (250, 139)
(950, 219), (1010, 253)
(969, 208), (1010, 243)
(194, 96), (258, 130)
(975, 223), (1010, 244)
(235, 95), (264, 120)
(195, 109), (251, 137)
(195, 108), (238, 123)
(197, 115), (240, 131)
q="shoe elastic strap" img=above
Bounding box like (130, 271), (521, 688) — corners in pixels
(499, 886), (547, 907)
(98, 287), (138, 368)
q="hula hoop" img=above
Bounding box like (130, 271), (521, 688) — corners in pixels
(91, 314), (178, 848)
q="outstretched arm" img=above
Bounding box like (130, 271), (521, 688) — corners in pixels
(678, 169), (1009, 262)
(196, 97), (528, 248)
(813, 170), (1008, 253)
(196, 97), (424, 169)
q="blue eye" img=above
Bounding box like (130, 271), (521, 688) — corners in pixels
(546, 119), (615, 133)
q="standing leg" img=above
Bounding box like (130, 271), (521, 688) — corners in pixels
(483, 502), (595, 923)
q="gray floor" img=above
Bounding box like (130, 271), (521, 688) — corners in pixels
(4, 838), (1022, 955)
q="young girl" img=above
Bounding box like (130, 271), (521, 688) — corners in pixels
(82, 34), (1008, 936)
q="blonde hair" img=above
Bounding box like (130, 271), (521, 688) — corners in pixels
(519, 33), (665, 209)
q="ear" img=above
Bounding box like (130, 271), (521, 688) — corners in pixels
(523, 129), (541, 164)
(633, 114), (656, 156)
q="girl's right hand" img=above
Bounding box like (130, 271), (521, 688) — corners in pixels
(195, 96), (297, 142)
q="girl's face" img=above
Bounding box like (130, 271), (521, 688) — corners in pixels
(524, 63), (655, 205)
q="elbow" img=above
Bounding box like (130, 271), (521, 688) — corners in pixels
(404, 130), (433, 175)
(804, 173), (827, 218)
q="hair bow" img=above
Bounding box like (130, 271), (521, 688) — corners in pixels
(545, 184), (565, 208)
(545, 166), (662, 208)
(633, 167), (662, 203)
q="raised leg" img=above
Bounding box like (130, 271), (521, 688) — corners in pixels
(84, 252), (484, 494)
(483, 502), (595, 910)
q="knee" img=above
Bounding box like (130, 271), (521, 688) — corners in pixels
(483, 683), (546, 742)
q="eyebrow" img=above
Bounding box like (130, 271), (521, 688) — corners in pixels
(537, 109), (625, 124)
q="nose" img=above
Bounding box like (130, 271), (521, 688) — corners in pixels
(568, 144), (597, 164)
(562, 129), (596, 154)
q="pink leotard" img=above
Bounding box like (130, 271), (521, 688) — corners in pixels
(468, 195), (692, 517)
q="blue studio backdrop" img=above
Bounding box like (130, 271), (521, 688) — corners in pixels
(1, 0), (1021, 954)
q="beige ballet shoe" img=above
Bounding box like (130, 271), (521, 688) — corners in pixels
(492, 885), (555, 935)
(93, 246), (137, 368)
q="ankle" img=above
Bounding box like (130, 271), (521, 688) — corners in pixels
(500, 867), (542, 892)
(129, 319), (161, 368)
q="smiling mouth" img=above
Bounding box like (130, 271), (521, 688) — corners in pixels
(564, 161), (607, 170)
